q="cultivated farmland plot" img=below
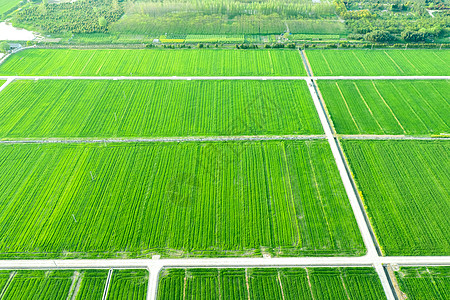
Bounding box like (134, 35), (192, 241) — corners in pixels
(107, 269), (148, 300)
(343, 140), (450, 256)
(0, 269), (148, 300)
(318, 80), (449, 135)
(0, 49), (307, 76)
(306, 49), (450, 76)
(0, 140), (364, 258)
(2, 270), (73, 300)
(395, 266), (450, 300)
(157, 267), (386, 300)
(0, 80), (323, 138)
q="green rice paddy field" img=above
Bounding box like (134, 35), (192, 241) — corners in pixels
(0, 140), (364, 258)
(343, 140), (450, 255)
(0, 49), (306, 76)
(157, 267), (386, 300)
(0, 269), (148, 300)
(0, 80), (323, 138)
(318, 80), (449, 135)
(395, 267), (450, 300)
(306, 50), (450, 76)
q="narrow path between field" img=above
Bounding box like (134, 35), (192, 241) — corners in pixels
(340, 135), (449, 140)
(0, 135), (326, 144)
(0, 75), (448, 81)
(301, 54), (395, 299)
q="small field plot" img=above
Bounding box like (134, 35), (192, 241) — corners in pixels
(395, 266), (450, 300)
(307, 50), (450, 76)
(0, 140), (363, 258)
(107, 269), (148, 300)
(74, 269), (109, 300)
(2, 270), (73, 300)
(343, 140), (450, 255)
(0, 48), (306, 76)
(318, 80), (449, 135)
(157, 267), (386, 299)
(0, 80), (322, 138)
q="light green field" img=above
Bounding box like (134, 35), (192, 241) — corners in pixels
(0, 49), (306, 76)
(0, 140), (364, 258)
(343, 140), (450, 255)
(318, 80), (449, 135)
(395, 267), (450, 300)
(157, 267), (386, 300)
(0, 0), (21, 15)
(0, 80), (322, 138)
(307, 50), (450, 76)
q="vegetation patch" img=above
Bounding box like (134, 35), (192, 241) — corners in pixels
(395, 266), (450, 300)
(307, 49), (450, 76)
(157, 267), (386, 299)
(343, 140), (450, 255)
(0, 48), (306, 76)
(0, 141), (364, 258)
(318, 80), (449, 135)
(0, 80), (322, 138)
(107, 269), (148, 300)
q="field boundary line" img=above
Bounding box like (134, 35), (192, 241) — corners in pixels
(0, 271), (16, 299)
(371, 81), (407, 134)
(398, 52), (420, 73)
(408, 83), (449, 127)
(383, 51), (404, 73)
(340, 135), (449, 140)
(335, 82), (361, 132)
(0, 75), (448, 81)
(389, 82), (430, 131)
(0, 135), (326, 144)
(66, 271), (81, 300)
(102, 269), (113, 300)
(0, 78), (14, 94)
(351, 51), (369, 74)
(299, 50), (313, 77)
(353, 82), (384, 132)
(300, 52), (396, 300)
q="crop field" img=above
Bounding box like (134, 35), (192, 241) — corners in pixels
(395, 267), (450, 300)
(0, 80), (322, 138)
(343, 140), (450, 255)
(2, 270), (73, 300)
(306, 50), (450, 76)
(0, 269), (147, 299)
(157, 267), (386, 299)
(318, 80), (449, 135)
(107, 269), (148, 300)
(0, 48), (306, 76)
(0, 140), (364, 258)
(75, 270), (109, 300)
